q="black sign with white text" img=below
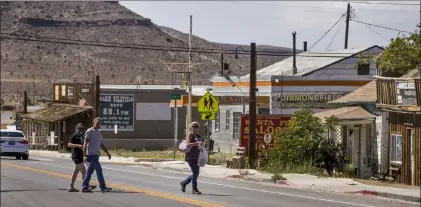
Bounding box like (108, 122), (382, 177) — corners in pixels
(100, 94), (134, 131)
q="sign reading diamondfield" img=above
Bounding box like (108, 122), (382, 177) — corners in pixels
(271, 93), (346, 108)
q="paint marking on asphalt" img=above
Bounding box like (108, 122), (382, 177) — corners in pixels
(6, 159), (377, 207)
(98, 166), (376, 207)
(1, 162), (225, 207)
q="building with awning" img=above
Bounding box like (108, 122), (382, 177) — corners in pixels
(20, 104), (93, 151)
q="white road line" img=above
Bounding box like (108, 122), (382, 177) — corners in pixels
(20, 159), (413, 207)
(99, 166), (375, 207)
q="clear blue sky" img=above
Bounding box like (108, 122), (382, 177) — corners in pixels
(120, 1), (419, 52)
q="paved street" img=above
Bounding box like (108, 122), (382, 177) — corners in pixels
(1, 156), (418, 207)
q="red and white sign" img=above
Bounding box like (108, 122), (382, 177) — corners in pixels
(240, 115), (290, 158)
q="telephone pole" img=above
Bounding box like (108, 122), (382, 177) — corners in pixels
(344, 3), (351, 49)
(186, 15), (193, 133)
(248, 43), (257, 169)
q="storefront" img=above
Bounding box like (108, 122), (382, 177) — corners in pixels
(376, 72), (420, 186)
(210, 45), (384, 153)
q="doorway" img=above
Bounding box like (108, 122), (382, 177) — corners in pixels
(407, 128), (415, 185)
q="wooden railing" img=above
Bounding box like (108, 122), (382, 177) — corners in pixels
(376, 77), (420, 109)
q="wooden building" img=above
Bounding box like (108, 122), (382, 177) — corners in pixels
(375, 69), (420, 186)
(20, 80), (97, 151)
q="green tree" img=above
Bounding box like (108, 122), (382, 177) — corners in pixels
(378, 24), (420, 74)
(265, 110), (341, 175)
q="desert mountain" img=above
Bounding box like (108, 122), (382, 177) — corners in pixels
(0, 1), (292, 106)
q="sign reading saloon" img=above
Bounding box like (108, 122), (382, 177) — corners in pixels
(240, 115), (290, 158)
(271, 93), (345, 108)
(100, 94), (134, 131)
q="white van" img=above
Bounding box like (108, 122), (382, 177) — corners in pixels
(0, 129), (29, 160)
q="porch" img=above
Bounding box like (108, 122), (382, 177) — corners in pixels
(314, 106), (377, 179)
(20, 104), (93, 151)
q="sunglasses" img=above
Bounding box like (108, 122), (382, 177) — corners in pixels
(78, 128), (85, 131)
(193, 126), (200, 128)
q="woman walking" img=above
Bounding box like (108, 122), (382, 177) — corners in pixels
(67, 123), (96, 192)
(180, 122), (203, 194)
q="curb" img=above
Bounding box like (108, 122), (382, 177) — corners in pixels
(347, 190), (421, 203)
(276, 180), (295, 186)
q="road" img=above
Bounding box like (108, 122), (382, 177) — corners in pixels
(1, 156), (418, 207)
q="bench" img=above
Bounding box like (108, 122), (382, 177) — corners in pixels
(226, 147), (246, 169)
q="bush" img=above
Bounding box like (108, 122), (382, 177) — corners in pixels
(265, 110), (341, 176)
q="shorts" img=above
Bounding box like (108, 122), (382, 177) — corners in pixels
(72, 158), (84, 165)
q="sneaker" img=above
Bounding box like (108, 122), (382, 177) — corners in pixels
(192, 189), (202, 195)
(81, 188), (93, 193)
(88, 185), (97, 191)
(101, 187), (112, 193)
(180, 182), (186, 193)
(68, 187), (79, 192)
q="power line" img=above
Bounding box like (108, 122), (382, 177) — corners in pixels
(309, 13), (345, 51)
(326, 16), (345, 50)
(0, 33), (366, 55)
(350, 19), (412, 33)
(217, 1), (419, 12)
(0, 35), (368, 58)
(352, 14), (389, 42)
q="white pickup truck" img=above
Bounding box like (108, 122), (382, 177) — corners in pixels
(0, 129), (29, 160)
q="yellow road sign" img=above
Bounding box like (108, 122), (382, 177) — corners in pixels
(197, 92), (219, 113)
(201, 113), (216, 120)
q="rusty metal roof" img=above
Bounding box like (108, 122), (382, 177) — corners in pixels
(328, 81), (377, 104)
(20, 104), (92, 122)
(314, 106), (375, 120)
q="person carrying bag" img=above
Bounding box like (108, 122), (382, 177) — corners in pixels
(179, 122), (204, 194)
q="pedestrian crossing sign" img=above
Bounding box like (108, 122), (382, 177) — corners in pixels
(197, 92), (219, 113)
(201, 113), (216, 120)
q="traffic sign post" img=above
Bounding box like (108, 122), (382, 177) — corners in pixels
(197, 92), (219, 113)
(169, 93), (181, 160)
(169, 93), (182, 100)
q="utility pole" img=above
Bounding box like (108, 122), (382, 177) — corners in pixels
(186, 15), (193, 134)
(344, 3), (351, 49)
(95, 75), (100, 118)
(248, 43), (257, 169)
(23, 91), (28, 114)
(220, 53), (224, 76)
(292, 32), (297, 75)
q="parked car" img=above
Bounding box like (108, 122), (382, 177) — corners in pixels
(0, 129), (29, 160)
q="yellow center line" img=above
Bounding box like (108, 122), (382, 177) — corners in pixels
(1, 162), (225, 207)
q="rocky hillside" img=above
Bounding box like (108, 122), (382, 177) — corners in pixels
(0, 1), (292, 105)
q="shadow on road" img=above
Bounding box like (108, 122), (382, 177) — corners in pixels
(1, 157), (45, 162)
(1, 189), (68, 192)
(200, 193), (235, 197)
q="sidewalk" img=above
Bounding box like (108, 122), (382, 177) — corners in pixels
(29, 150), (420, 203)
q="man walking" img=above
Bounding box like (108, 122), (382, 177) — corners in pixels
(81, 117), (112, 193)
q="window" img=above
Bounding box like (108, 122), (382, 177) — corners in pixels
(390, 134), (402, 163)
(54, 85), (59, 100)
(225, 110), (230, 131)
(258, 108), (270, 114)
(0, 131), (24, 138)
(215, 112), (220, 132)
(357, 63), (370, 75)
(232, 112), (241, 139)
(61, 85), (66, 97)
